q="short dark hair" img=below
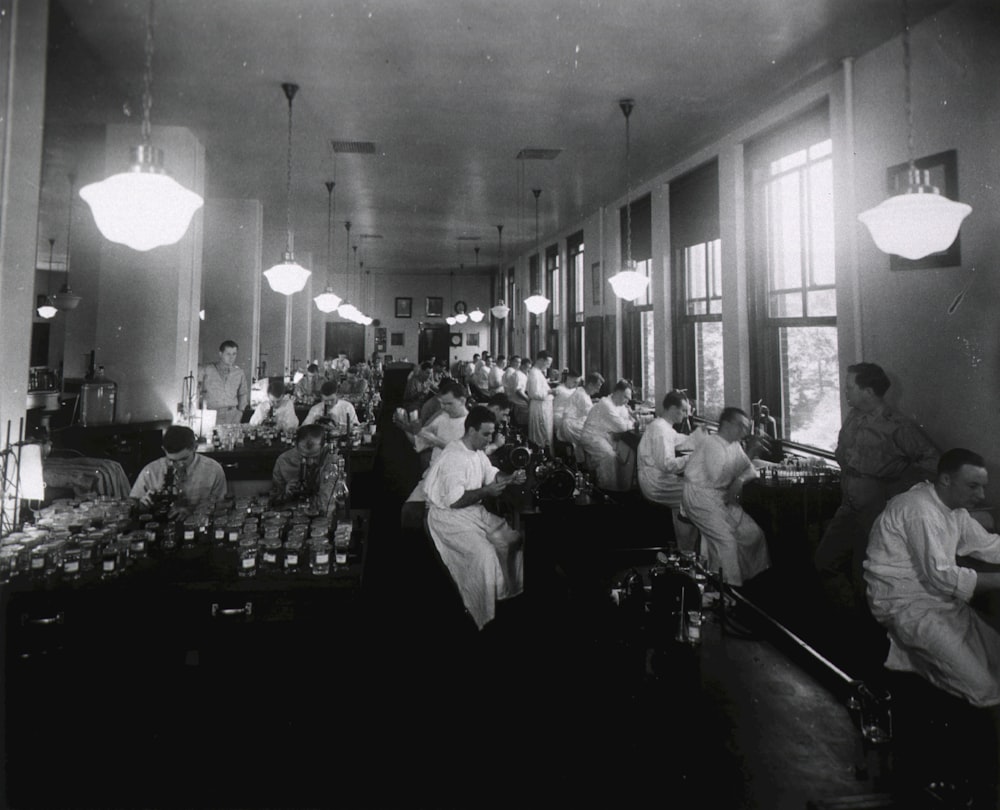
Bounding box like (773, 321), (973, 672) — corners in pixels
(267, 378), (287, 398)
(613, 379), (632, 394)
(496, 355), (506, 364)
(536, 350), (551, 361)
(437, 379), (467, 400)
(419, 361), (433, 371)
(586, 372), (605, 388)
(662, 390), (689, 412)
(465, 405), (496, 433)
(487, 393), (512, 410)
(219, 340), (238, 352)
(848, 362), (891, 398)
(296, 423), (326, 445)
(565, 368), (581, 380)
(938, 448), (985, 478)
(163, 425), (197, 453)
(306, 363), (318, 374)
(720, 406), (749, 426)
(320, 381), (338, 397)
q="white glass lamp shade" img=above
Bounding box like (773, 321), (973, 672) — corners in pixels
(524, 294), (550, 315)
(359, 315), (373, 326)
(313, 288), (343, 313)
(36, 302), (58, 319)
(199, 309), (206, 321)
(79, 148), (203, 252)
(608, 266), (650, 302)
(490, 302), (510, 319)
(445, 315), (457, 326)
(468, 307), (485, 323)
(455, 312), (468, 324)
(337, 303), (360, 322)
(264, 253), (311, 295)
(52, 285), (82, 310)
(858, 189), (971, 261)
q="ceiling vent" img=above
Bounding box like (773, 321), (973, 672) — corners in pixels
(516, 148), (562, 160)
(331, 140), (377, 154)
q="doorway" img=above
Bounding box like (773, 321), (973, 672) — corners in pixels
(418, 323), (450, 365)
(325, 323), (366, 364)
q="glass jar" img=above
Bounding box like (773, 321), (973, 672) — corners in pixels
(333, 527), (351, 568)
(283, 537), (303, 573)
(62, 544), (83, 581)
(128, 530), (148, 561)
(100, 540), (121, 580)
(309, 539), (331, 576)
(181, 517), (199, 548)
(259, 536), (282, 573)
(237, 537), (258, 578)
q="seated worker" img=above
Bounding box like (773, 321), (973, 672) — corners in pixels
(580, 379), (636, 491)
(502, 355), (529, 428)
(337, 365), (369, 404)
(249, 377), (300, 433)
(301, 381), (360, 434)
(469, 354), (491, 401)
(294, 363), (323, 404)
(815, 362), (939, 619)
(560, 372), (601, 453)
(130, 425), (227, 519)
(551, 369), (579, 439)
(865, 448), (1000, 705)
(424, 405), (527, 629)
(270, 424), (338, 509)
(415, 379), (470, 470)
(403, 361), (435, 415)
(527, 351), (555, 450)
(484, 393), (512, 461)
(199, 339), (249, 425)
(681, 407), (769, 586)
(638, 390), (705, 548)
(488, 355), (505, 395)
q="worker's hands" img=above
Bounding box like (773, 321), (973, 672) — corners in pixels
(491, 433), (507, 450)
(168, 504), (192, 521)
(482, 479), (508, 497)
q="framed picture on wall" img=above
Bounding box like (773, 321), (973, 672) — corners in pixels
(465, 332), (480, 347)
(887, 149), (962, 271)
(426, 296), (444, 317)
(591, 261), (602, 305)
(395, 297), (412, 318)
(390, 332), (404, 346)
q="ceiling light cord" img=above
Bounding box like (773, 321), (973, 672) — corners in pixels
(141, 0), (155, 148)
(282, 83), (298, 254)
(901, 0), (914, 173)
(621, 99), (634, 270)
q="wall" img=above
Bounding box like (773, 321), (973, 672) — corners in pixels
(851, 3), (1000, 474)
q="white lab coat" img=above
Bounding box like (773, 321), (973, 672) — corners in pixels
(526, 367), (553, 448)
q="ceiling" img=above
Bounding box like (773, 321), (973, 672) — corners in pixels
(44, 0), (955, 275)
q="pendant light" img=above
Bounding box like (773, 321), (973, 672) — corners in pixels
(37, 239), (58, 319)
(490, 224), (510, 319)
(263, 82), (311, 295)
(468, 247), (485, 322)
(337, 225), (360, 321)
(313, 180), (343, 313)
(523, 188), (550, 315)
(608, 99), (650, 302)
(52, 173), (83, 311)
(79, 0), (203, 252)
(857, 0), (971, 260)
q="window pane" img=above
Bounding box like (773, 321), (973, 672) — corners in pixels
(688, 300), (707, 316)
(807, 289), (836, 317)
(640, 310), (655, 403)
(809, 139), (832, 160)
(695, 321), (724, 421)
(769, 291), (803, 318)
(780, 325), (840, 450)
(573, 252), (585, 314)
(771, 148), (807, 174)
(709, 239), (722, 303)
(685, 245), (706, 302)
(767, 173), (804, 291)
(549, 267), (561, 317)
(809, 159), (835, 286)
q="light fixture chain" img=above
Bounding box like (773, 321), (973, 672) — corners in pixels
(285, 92), (294, 253)
(141, 0), (155, 146)
(901, 0), (914, 170)
(624, 102), (632, 267)
(326, 181), (335, 286)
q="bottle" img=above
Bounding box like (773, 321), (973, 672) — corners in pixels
(333, 474), (350, 523)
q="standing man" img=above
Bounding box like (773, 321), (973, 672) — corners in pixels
(527, 350), (554, 450)
(130, 426), (227, 519)
(424, 405), (526, 629)
(488, 355), (505, 395)
(199, 340), (248, 425)
(638, 390), (704, 548)
(815, 362), (939, 615)
(682, 407), (769, 586)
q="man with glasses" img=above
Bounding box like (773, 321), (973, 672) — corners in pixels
(130, 426), (227, 520)
(681, 406), (769, 586)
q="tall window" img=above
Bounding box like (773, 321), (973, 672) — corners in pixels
(748, 105), (839, 450)
(545, 244), (560, 366)
(621, 194), (653, 400)
(566, 231), (585, 373)
(671, 161), (723, 420)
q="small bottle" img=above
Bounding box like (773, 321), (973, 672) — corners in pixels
(309, 539), (331, 576)
(237, 537), (258, 578)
